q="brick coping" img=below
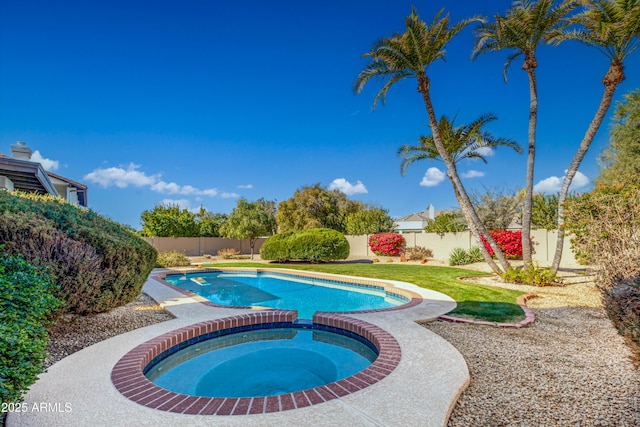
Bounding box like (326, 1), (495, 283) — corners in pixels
(152, 267), (423, 315)
(111, 312), (401, 415)
(438, 293), (537, 328)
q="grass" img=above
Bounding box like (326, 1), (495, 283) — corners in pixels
(204, 262), (526, 323)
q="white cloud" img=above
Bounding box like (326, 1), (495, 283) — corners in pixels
(220, 192), (240, 198)
(462, 170), (485, 178)
(83, 163), (222, 197)
(238, 184), (253, 189)
(420, 167), (446, 187)
(160, 199), (192, 210)
(31, 150), (59, 171)
(329, 178), (368, 195)
(475, 147), (494, 157)
(533, 170), (591, 193)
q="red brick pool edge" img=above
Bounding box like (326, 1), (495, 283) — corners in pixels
(111, 311), (402, 415)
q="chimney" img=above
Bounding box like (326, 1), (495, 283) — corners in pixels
(11, 141), (33, 160)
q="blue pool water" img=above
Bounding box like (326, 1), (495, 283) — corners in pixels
(164, 271), (406, 319)
(145, 327), (377, 397)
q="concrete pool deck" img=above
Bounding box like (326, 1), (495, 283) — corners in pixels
(8, 269), (470, 427)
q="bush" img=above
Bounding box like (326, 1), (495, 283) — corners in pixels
(0, 191), (157, 314)
(481, 229), (526, 259)
(260, 228), (349, 262)
(0, 252), (62, 405)
(156, 251), (191, 267)
(501, 264), (562, 286)
(217, 248), (240, 259)
(368, 233), (405, 256)
(448, 246), (484, 266)
(404, 246), (434, 261)
(564, 185), (640, 363)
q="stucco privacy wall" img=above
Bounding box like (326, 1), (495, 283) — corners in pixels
(145, 230), (579, 267)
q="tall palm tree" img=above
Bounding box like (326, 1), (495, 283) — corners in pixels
(398, 113), (522, 175)
(549, 0), (640, 274)
(355, 8), (513, 274)
(473, 0), (576, 265)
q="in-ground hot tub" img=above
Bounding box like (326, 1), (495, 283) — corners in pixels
(112, 311), (401, 415)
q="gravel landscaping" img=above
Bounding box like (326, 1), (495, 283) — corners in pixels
(43, 269), (640, 425)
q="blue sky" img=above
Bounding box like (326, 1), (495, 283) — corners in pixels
(1, 0), (639, 229)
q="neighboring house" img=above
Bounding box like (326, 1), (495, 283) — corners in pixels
(394, 204), (435, 233)
(0, 141), (88, 207)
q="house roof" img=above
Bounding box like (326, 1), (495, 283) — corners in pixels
(396, 212), (430, 222)
(0, 156), (59, 196)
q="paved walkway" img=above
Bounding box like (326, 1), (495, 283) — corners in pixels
(9, 269), (469, 427)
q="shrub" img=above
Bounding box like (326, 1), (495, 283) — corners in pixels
(448, 246), (484, 266)
(217, 248), (240, 259)
(260, 228), (349, 262)
(156, 251), (191, 267)
(481, 229), (526, 259)
(564, 185), (640, 363)
(0, 252), (62, 405)
(501, 264), (562, 286)
(368, 233), (405, 256)
(404, 246), (434, 261)
(0, 191), (157, 314)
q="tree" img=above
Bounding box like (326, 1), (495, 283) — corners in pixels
(140, 204), (200, 237)
(473, 0), (576, 265)
(530, 193), (560, 230)
(196, 206), (228, 237)
(276, 183), (363, 233)
(595, 89), (640, 186)
(549, 0), (640, 274)
(424, 211), (468, 233)
(345, 206), (395, 235)
(219, 198), (277, 259)
(471, 188), (521, 230)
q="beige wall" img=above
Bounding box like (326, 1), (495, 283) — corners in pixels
(146, 230), (580, 268)
(143, 237), (267, 257)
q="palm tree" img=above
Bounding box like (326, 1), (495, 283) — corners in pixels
(354, 8), (513, 274)
(398, 113), (522, 175)
(549, 0), (640, 274)
(472, 0), (576, 265)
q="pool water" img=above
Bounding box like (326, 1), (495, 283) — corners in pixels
(145, 328), (377, 397)
(164, 271), (406, 319)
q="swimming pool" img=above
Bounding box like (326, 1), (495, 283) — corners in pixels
(145, 326), (377, 398)
(162, 269), (415, 319)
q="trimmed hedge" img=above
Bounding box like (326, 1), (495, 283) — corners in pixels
(260, 228), (349, 262)
(0, 191), (157, 314)
(0, 252), (62, 405)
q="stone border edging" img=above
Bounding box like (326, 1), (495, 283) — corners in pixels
(438, 293), (536, 328)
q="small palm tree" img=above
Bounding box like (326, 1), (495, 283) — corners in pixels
(355, 8), (512, 274)
(398, 113), (522, 175)
(473, 0), (576, 265)
(549, 0), (640, 274)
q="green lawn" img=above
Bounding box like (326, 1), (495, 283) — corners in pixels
(206, 262), (526, 323)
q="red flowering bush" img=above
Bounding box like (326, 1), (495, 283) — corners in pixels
(368, 233), (405, 256)
(481, 229), (528, 259)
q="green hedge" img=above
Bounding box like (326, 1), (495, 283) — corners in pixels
(0, 191), (157, 314)
(0, 252), (62, 405)
(260, 228), (349, 262)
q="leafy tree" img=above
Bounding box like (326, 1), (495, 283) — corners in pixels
(345, 206), (395, 235)
(596, 89), (640, 186)
(471, 188), (521, 230)
(276, 183), (363, 233)
(424, 211), (468, 233)
(473, 0), (575, 264)
(140, 204), (200, 237)
(550, 0), (640, 274)
(196, 206), (228, 237)
(355, 7), (515, 275)
(220, 198), (277, 259)
(531, 193), (559, 230)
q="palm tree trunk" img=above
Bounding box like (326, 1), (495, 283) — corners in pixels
(521, 68), (538, 265)
(550, 81), (618, 275)
(418, 73), (512, 274)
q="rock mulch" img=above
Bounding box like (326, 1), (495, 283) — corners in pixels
(45, 293), (174, 368)
(423, 276), (640, 426)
